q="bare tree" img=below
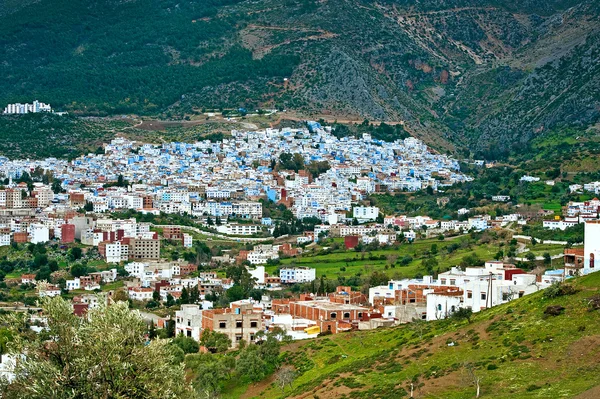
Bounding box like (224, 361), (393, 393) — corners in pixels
(275, 366), (296, 393)
(410, 317), (427, 339)
(464, 362), (482, 398)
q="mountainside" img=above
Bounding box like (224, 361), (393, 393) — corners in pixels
(0, 0), (598, 157)
(235, 273), (600, 399)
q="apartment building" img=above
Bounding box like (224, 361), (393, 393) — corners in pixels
(201, 301), (263, 346)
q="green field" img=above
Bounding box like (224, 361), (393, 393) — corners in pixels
(267, 237), (565, 280)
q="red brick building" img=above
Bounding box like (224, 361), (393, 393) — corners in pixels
(61, 223), (76, 243)
(344, 236), (359, 250)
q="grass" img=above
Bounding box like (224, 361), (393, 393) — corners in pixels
(267, 237), (504, 279)
(239, 272), (600, 399)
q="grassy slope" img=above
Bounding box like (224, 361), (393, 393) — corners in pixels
(269, 237), (564, 279)
(242, 272), (600, 398)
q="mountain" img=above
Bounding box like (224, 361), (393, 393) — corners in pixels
(228, 273), (600, 398)
(0, 0), (598, 157)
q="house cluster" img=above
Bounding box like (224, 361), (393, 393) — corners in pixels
(0, 123), (470, 231)
(174, 286), (381, 346)
(543, 198), (600, 230)
(124, 264), (233, 303)
(369, 261), (561, 322)
(307, 212), (525, 248)
(2, 100), (52, 114)
(173, 254), (567, 347)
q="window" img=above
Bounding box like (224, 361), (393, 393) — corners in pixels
(327, 325), (332, 331)
(330, 312), (337, 319)
(250, 334), (255, 341)
(187, 320), (191, 327)
(235, 335), (242, 341)
(186, 331), (191, 337)
(219, 322), (226, 329)
(343, 312), (350, 319)
(236, 321), (243, 328)
(450, 279), (456, 286)
(440, 279), (447, 285)
(358, 312), (363, 318)
(467, 291), (472, 299)
(451, 306), (456, 312)
(250, 321), (258, 328)
(481, 293), (486, 300)
(590, 253), (595, 269)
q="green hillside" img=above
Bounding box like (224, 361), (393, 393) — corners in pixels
(0, 0), (598, 158)
(233, 273), (600, 398)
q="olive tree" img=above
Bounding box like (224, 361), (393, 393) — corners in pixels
(0, 296), (196, 399)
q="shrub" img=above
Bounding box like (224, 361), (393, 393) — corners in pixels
(543, 282), (578, 299)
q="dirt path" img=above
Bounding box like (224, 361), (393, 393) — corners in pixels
(269, 112), (406, 128)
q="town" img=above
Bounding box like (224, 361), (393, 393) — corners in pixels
(0, 122), (599, 394)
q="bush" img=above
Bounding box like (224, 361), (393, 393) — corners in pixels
(172, 336), (200, 354)
(543, 282), (578, 299)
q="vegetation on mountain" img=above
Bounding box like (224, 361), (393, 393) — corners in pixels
(1, 0), (598, 158)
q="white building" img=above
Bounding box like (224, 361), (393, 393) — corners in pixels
(247, 266), (266, 285)
(124, 262), (147, 278)
(128, 287), (154, 301)
(353, 206), (379, 222)
(105, 242), (128, 263)
(583, 221), (600, 275)
(217, 223), (260, 236)
(0, 234), (10, 247)
(468, 217), (488, 231)
(279, 267), (316, 284)
(3, 100), (52, 114)
(66, 278), (81, 291)
(183, 233), (193, 248)
(543, 219), (579, 231)
(175, 304), (203, 340)
(28, 224), (50, 244)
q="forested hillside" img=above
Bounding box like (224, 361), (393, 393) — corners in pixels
(0, 0), (598, 158)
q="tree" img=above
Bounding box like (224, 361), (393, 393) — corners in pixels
(172, 336), (200, 354)
(148, 321), (157, 339)
(235, 346), (266, 382)
(69, 247), (83, 261)
(275, 366), (296, 393)
(166, 293), (175, 307)
(543, 252), (552, 266)
(452, 307), (473, 324)
(70, 263), (88, 278)
(51, 179), (63, 194)
(194, 356), (229, 399)
(180, 286), (190, 304)
(464, 362), (482, 398)
(200, 330), (231, 353)
(0, 297), (195, 398)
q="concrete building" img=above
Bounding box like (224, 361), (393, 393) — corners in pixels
(279, 267), (316, 284)
(61, 223), (76, 243)
(175, 304), (203, 340)
(201, 300), (264, 347)
(583, 221), (600, 275)
(353, 206), (379, 222)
